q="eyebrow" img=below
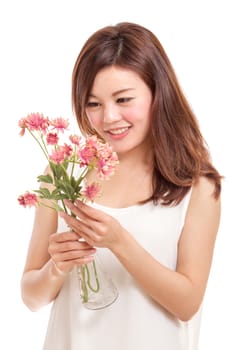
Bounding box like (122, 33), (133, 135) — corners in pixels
(89, 88), (135, 98)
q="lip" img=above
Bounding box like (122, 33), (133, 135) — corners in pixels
(105, 126), (131, 140)
(104, 126), (131, 132)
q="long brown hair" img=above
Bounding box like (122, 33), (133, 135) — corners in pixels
(72, 22), (222, 205)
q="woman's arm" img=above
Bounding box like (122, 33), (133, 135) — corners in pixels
(62, 176), (221, 321)
(21, 174), (96, 312)
(21, 202), (63, 311)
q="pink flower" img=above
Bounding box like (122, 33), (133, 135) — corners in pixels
(50, 117), (69, 132)
(18, 114), (119, 213)
(49, 148), (66, 164)
(60, 143), (73, 157)
(19, 126), (26, 136)
(97, 158), (115, 179)
(18, 192), (39, 207)
(96, 143), (119, 179)
(97, 143), (118, 163)
(69, 134), (81, 146)
(81, 182), (102, 201)
(85, 135), (99, 149)
(78, 136), (118, 174)
(46, 132), (59, 145)
(97, 142), (113, 158)
(19, 113), (50, 133)
(18, 118), (28, 135)
(79, 146), (97, 166)
(18, 117), (27, 129)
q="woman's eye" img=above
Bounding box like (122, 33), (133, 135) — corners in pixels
(86, 102), (100, 108)
(117, 97), (132, 104)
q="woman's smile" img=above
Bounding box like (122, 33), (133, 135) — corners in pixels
(105, 126), (131, 139)
(85, 66), (153, 155)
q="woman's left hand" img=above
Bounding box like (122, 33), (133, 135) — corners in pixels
(59, 200), (124, 249)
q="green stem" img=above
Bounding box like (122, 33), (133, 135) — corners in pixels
(70, 146), (76, 178)
(74, 166), (89, 183)
(27, 129), (49, 161)
(61, 199), (68, 213)
(38, 202), (59, 211)
(85, 260), (100, 293)
(80, 266), (89, 303)
(78, 261), (101, 304)
(40, 133), (49, 158)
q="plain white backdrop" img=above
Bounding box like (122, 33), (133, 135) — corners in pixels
(0, 0), (232, 349)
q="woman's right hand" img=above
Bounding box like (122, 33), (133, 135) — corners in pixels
(48, 230), (96, 275)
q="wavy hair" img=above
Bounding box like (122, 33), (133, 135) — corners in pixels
(72, 22), (222, 205)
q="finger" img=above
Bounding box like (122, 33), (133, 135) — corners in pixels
(68, 218), (101, 244)
(77, 232), (101, 247)
(61, 202), (105, 237)
(52, 254), (95, 275)
(49, 231), (81, 244)
(59, 215), (100, 245)
(53, 240), (95, 254)
(59, 211), (104, 246)
(59, 211), (92, 235)
(49, 233), (95, 257)
(65, 199), (103, 221)
(53, 247), (96, 262)
(71, 205), (91, 223)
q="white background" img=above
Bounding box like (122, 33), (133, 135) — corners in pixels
(0, 0), (232, 349)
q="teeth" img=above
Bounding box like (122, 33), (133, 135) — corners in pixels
(109, 127), (129, 135)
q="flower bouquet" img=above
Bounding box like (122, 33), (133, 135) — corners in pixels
(18, 112), (119, 309)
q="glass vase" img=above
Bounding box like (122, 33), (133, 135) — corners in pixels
(77, 253), (119, 310)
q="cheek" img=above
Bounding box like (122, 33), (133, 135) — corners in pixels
(125, 104), (150, 123)
(86, 112), (102, 130)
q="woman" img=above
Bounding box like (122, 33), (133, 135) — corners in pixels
(21, 22), (222, 350)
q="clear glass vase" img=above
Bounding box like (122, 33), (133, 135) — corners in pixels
(77, 254), (119, 310)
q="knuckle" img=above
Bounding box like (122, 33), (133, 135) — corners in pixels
(51, 253), (59, 262)
(57, 232), (67, 241)
(69, 250), (79, 259)
(63, 241), (75, 251)
(48, 244), (56, 256)
(63, 250), (78, 260)
(99, 225), (107, 236)
(94, 235), (102, 243)
(79, 241), (89, 249)
(49, 232), (56, 243)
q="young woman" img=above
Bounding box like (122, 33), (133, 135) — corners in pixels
(21, 22), (222, 350)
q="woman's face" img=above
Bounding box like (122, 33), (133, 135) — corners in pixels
(85, 66), (153, 156)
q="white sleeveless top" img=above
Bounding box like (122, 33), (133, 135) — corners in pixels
(43, 189), (202, 350)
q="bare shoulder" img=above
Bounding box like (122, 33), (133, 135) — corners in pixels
(185, 176), (221, 229)
(192, 176), (219, 197)
(191, 176), (220, 209)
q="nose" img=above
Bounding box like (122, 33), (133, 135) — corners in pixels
(103, 104), (121, 124)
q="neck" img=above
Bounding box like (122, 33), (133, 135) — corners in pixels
(116, 145), (153, 172)
(87, 143), (154, 207)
